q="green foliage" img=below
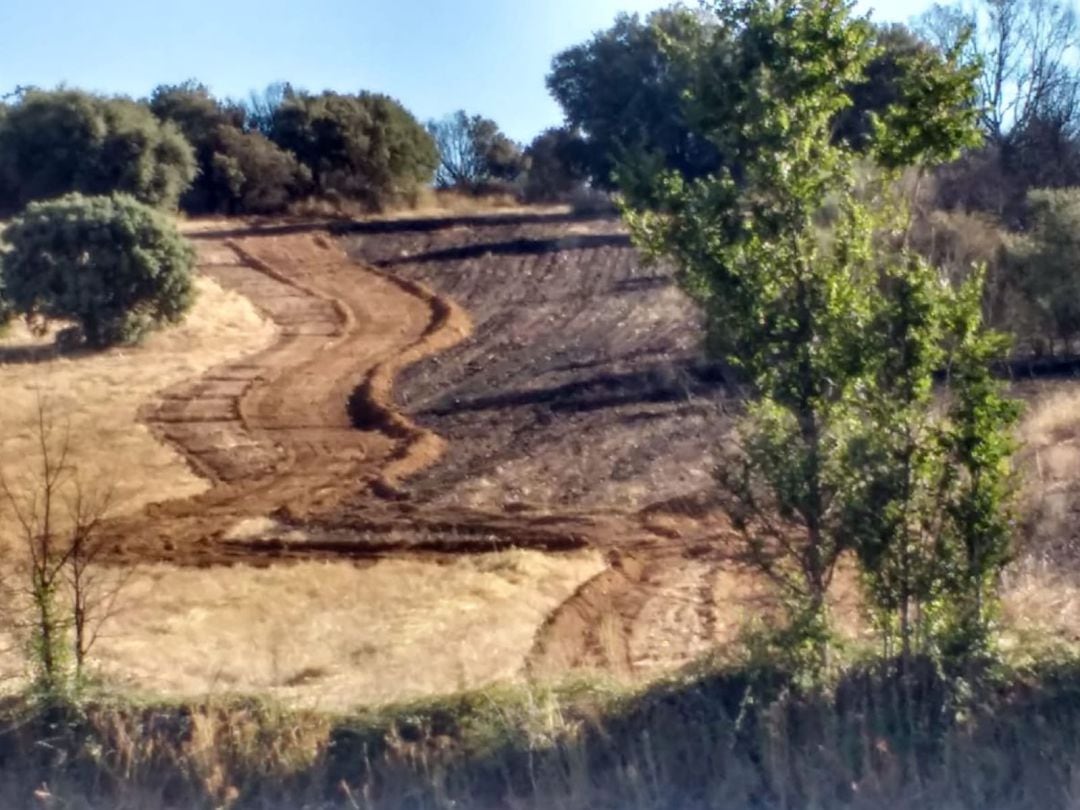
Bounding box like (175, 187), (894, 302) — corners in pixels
(522, 127), (590, 202)
(0, 89), (196, 212)
(1, 193), (196, 348)
(149, 82), (310, 214)
(625, 0), (1012, 669)
(937, 275), (1021, 656)
(428, 110), (525, 190)
(548, 7), (936, 195)
(626, 0), (882, 666)
(547, 7), (721, 189)
(1006, 188), (1080, 352)
(269, 90), (438, 209)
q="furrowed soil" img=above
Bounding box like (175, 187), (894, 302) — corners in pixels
(9, 210), (1074, 702)
(78, 212), (751, 688)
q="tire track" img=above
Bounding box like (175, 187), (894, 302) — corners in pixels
(106, 227), (474, 564)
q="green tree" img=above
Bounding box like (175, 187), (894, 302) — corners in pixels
(0, 89), (196, 212)
(269, 90), (438, 209)
(149, 82), (310, 214)
(1006, 188), (1080, 354)
(548, 8), (933, 193)
(625, 0), (1006, 668)
(207, 127), (312, 214)
(522, 127), (590, 202)
(937, 275), (1020, 656)
(428, 110), (525, 189)
(1, 193), (196, 348)
(548, 7), (720, 189)
(625, 0), (883, 665)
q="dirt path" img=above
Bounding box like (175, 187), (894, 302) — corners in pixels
(102, 216), (749, 681)
(104, 227), (474, 564)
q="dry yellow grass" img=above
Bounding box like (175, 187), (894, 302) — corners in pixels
(0, 276), (277, 540)
(0, 550), (605, 709)
(83, 550), (604, 709)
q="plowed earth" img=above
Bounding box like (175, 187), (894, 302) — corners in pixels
(103, 213), (755, 680)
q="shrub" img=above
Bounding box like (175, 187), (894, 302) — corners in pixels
(1005, 188), (1080, 354)
(523, 127), (590, 203)
(0, 89), (196, 212)
(269, 90), (438, 209)
(209, 127), (311, 214)
(149, 82), (310, 214)
(1, 193), (196, 348)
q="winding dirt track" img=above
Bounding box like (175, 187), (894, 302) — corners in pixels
(103, 216), (745, 680)
(103, 227), (478, 564)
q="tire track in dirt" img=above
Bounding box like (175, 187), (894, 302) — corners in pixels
(340, 214), (750, 680)
(104, 227), (475, 564)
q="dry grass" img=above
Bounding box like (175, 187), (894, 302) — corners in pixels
(0, 550), (604, 709)
(0, 276), (277, 542)
(287, 190), (568, 222)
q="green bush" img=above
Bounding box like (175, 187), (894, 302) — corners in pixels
(1, 193), (196, 348)
(269, 90), (438, 209)
(0, 89), (196, 212)
(149, 82), (310, 214)
(523, 127), (590, 202)
(208, 127), (312, 214)
(1006, 187), (1080, 354)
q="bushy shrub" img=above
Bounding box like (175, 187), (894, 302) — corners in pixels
(269, 90), (438, 209)
(209, 128), (311, 214)
(523, 127), (590, 203)
(149, 82), (310, 214)
(0, 89), (196, 212)
(1, 193), (196, 347)
(1005, 188), (1080, 354)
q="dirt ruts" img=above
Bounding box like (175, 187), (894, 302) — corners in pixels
(104, 226), (474, 564)
(104, 215), (746, 682)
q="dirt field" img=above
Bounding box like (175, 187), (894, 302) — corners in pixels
(3, 210), (1078, 704)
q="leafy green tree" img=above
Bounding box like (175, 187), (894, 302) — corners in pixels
(625, 0), (883, 664)
(937, 275), (1020, 656)
(625, 0), (1008, 668)
(834, 24), (940, 150)
(548, 8), (933, 193)
(1006, 188), (1080, 353)
(1, 193), (196, 348)
(208, 127), (312, 214)
(522, 127), (590, 202)
(269, 90), (438, 209)
(547, 7), (720, 189)
(149, 81), (310, 214)
(428, 110), (525, 189)
(0, 89), (196, 212)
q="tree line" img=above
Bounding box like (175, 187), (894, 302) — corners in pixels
(0, 82), (444, 217)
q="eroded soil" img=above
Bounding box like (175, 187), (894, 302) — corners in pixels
(100, 213), (751, 681)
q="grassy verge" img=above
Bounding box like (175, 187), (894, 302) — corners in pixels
(4, 654), (1080, 809)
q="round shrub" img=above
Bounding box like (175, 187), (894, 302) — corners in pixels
(1, 193), (196, 348)
(0, 89), (197, 213)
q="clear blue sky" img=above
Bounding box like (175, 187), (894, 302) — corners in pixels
(0, 0), (933, 144)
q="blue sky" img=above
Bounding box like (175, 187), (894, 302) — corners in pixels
(0, 0), (933, 144)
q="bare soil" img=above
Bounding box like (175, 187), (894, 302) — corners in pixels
(83, 213), (748, 682)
